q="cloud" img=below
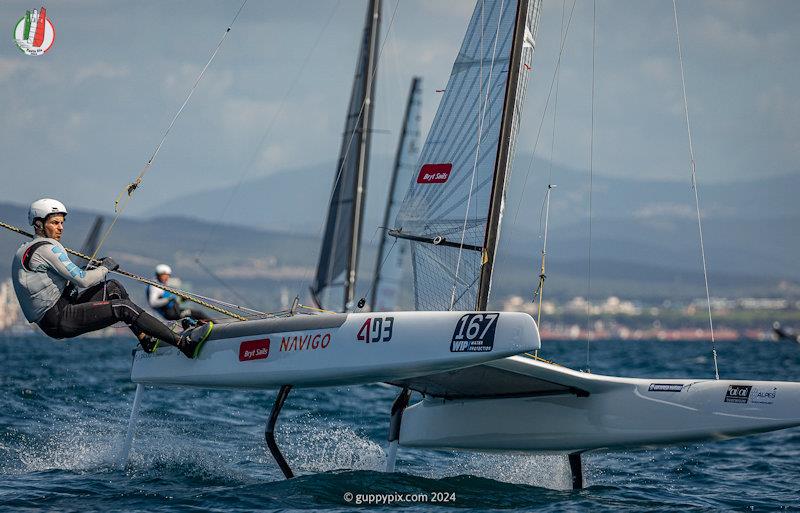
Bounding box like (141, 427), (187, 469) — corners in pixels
(73, 62), (130, 84)
(0, 58), (30, 81)
(162, 64), (234, 102)
(690, 14), (793, 59)
(420, 0), (474, 17)
(640, 56), (672, 83)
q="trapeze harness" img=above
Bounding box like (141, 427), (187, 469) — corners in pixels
(11, 237), (179, 343)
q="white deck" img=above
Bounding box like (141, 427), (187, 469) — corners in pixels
(131, 311), (539, 389)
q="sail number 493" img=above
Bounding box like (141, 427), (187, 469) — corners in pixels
(357, 316), (394, 343)
(451, 313), (498, 352)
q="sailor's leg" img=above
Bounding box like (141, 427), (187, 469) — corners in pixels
(186, 309), (211, 321)
(74, 279), (130, 302)
(265, 385), (294, 479)
(73, 280), (145, 338)
(386, 387), (411, 473)
(568, 451), (584, 490)
(117, 383), (144, 469)
(50, 299), (180, 346)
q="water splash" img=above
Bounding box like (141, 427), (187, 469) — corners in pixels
(438, 452), (573, 490)
(279, 419), (386, 473)
(10, 422), (120, 473)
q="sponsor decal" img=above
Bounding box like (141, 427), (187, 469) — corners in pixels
(417, 163), (452, 184)
(280, 332), (331, 352)
(648, 383), (683, 392)
(239, 338), (270, 362)
(357, 316), (394, 343)
(751, 386), (778, 405)
(451, 313), (498, 352)
(724, 384), (752, 404)
(13, 6), (56, 56)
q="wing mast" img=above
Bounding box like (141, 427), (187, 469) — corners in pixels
(476, 0), (538, 311)
(370, 77), (422, 311)
(311, 0), (381, 311)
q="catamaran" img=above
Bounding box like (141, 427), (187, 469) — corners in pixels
(125, 0), (800, 489)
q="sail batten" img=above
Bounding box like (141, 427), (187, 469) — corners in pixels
(394, 0), (540, 312)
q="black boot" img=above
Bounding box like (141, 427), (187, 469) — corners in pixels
(176, 322), (214, 359)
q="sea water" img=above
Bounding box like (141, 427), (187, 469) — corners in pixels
(0, 334), (798, 512)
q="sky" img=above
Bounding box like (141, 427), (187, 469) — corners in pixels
(1, 0), (798, 219)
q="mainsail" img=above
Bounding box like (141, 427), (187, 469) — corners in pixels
(393, 0), (540, 311)
(369, 77), (423, 312)
(311, 0), (381, 311)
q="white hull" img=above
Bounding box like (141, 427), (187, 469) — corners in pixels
(131, 311), (539, 389)
(399, 355), (800, 451)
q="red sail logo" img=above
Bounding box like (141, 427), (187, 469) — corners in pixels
(417, 163), (452, 184)
(239, 338), (270, 361)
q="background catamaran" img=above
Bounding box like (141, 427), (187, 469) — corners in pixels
(125, 0), (800, 489)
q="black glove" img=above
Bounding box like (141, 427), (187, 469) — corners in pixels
(99, 257), (119, 271)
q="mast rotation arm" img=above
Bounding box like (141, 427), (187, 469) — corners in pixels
(388, 229), (482, 253)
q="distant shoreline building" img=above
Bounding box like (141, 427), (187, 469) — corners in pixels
(0, 279), (20, 331)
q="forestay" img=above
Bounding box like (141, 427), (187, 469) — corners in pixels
(393, 0), (540, 311)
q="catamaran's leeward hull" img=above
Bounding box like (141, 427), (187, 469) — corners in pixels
(399, 356), (800, 452)
(130, 311), (539, 388)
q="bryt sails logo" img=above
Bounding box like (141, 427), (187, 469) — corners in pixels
(14, 7), (55, 56)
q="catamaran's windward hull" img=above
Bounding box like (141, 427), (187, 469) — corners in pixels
(131, 311), (539, 389)
(399, 357), (800, 451)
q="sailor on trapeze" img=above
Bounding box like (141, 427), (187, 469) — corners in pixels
(10, 198), (212, 358)
(147, 263), (211, 324)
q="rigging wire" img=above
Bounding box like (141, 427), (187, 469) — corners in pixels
(672, 0), (719, 379)
(585, 0), (596, 373)
(300, 0), (402, 307)
(195, 0), (344, 262)
(533, 184), (554, 358)
(450, 0), (505, 310)
(193, 257), (254, 307)
(88, 0), (249, 265)
(511, 0), (577, 226)
(353, 237), (398, 309)
(0, 219), (250, 321)
(191, 0), (344, 310)
(532, 0), (566, 355)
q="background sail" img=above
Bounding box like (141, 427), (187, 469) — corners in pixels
(312, 0), (381, 310)
(394, 0), (540, 311)
(370, 77), (423, 312)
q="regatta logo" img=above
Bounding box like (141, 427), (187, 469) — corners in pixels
(239, 338), (270, 361)
(280, 332), (331, 352)
(724, 384), (752, 404)
(417, 163), (452, 184)
(648, 383), (683, 392)
(13, 7), (56, 56)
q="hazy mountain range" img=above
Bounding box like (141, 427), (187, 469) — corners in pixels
(1, 155), (797, 312)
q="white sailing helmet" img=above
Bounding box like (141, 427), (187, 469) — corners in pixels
(28, 198), (68, 226)
(155, 264), (172, 276)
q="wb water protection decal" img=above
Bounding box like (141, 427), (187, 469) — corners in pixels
(451, 313), (498, 352)
(725, 384), (752, 404)
(648, 383), (683, 392)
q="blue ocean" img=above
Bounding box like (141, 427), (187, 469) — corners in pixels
(1, 335), (798, 512)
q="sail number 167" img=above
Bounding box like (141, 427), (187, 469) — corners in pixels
(357, 316), (394, 343)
